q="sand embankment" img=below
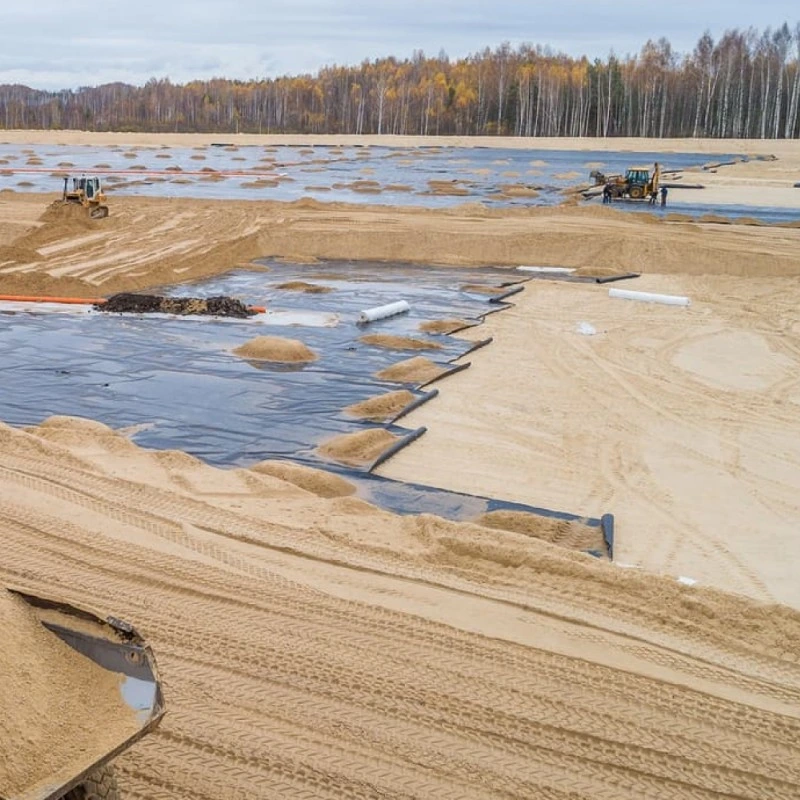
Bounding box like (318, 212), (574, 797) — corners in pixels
(1, 193), (800, 298)
(0, 417), (799, 797)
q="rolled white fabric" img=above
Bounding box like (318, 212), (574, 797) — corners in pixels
(516, 266), (575, 274)
(358, 300), (410, 324)
(608, 288), (690, 307)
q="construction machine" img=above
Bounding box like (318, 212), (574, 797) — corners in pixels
(602, 164), (661, 201)
(62, 176), (109, 219)
(1, 587), (164, 800)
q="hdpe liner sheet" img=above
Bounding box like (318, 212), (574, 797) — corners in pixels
(0, 261), (517, 468)
(0, 260), (611, 556)
(0, 141), (740, 212)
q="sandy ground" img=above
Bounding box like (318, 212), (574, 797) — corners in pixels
(2, 133), (800, 797)
(380, 274), (800, 609)
(1, 417), (800, 798)
(1, 192), (800, 299)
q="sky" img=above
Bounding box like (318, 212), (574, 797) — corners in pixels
(0, 1), (797, 91)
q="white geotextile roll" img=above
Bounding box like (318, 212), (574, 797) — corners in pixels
(608, 288), (690, 307)
(358, 300), (410, 324)
(516, 266), (575, 274)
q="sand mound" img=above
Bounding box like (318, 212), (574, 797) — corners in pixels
(345, 390), (416, 421)
(0, 244), (40, 263)
(474, 510), (605, 553)
(233, 336), (317, 363)
(28, 416), (137, 454)
(498, 184), (539, 198)
(250, 460), (356, 498)
(317, 429), (400, 466)
(0, 590), (138, 796)
(460, 283), (504, 295)
(426, 180), (471, 196)
(375, 356), (448, 385)
(276, 281), (332, 294)
(359, 334), (442, 351)
(419, 318), (471, 334)
(698, 214), (734, 225)
(574, 266), (623, 278)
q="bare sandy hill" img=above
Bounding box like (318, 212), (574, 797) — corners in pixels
(0, 416), (799, 798)
(1, 190), (800, 299)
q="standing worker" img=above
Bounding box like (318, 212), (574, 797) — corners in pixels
(660, 186), (668, 207)
(602, 183), (612, 204)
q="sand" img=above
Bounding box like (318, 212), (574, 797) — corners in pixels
(232, 336), (317, 363)
(419, 318), (472, 334)
(474, 510), (606, 553)
(2, 186), (800, 298)
(249, 460), (356, 498)
(359, 333), (442, 351)
(276, 280), (332, 293)
(380, 274), (800, 609)
(344, 390), (416, 421)
(0, 589), (137, 795)
(375, 356), (448, 385)
(0, 416), (799, 798)
(317, 428), (400, 466)
(3, 131), (800, 797)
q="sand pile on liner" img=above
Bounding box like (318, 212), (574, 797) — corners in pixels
(0, 590), (138, 796)
(345, 390), (415, 421)
(419, 318), (471, 334)
(276, 281), (332, 294)
(375, 357), (447, 385)
(573, 266), (623, 279)
(360, 334), (442, 351)
(460, 283), (505, 295)
(250, 460), (355, 498)
(474, 510), (606, 554)
(233, 336), (317, 363)
(317, 429), (400, 466)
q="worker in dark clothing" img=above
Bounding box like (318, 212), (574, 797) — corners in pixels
(602, 184), (612, 204)
(660, 186), (668, 207)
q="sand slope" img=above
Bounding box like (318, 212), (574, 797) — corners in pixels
(1, 418), (799, 798)
(1, 193), (800, 299)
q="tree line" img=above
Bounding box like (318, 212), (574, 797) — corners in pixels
(1, 23), (799, 138)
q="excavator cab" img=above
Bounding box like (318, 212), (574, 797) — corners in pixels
(623, 168), (651, 199)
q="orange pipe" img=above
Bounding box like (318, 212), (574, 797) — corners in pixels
(250, 306), (266, 313)
(0, 294), (103, 304)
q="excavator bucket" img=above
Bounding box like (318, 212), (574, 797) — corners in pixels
(0, 588), (164, 800)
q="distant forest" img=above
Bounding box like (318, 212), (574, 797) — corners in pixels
(2, 23), (800, 138)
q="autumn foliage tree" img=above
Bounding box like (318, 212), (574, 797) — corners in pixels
(1, 24), (798, 138)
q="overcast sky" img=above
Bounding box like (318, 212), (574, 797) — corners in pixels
(1, 1), (797, 91)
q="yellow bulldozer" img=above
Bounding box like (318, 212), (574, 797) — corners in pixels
(62, 175), (109, 219)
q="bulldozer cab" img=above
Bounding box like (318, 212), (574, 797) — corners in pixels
(65, 176), (101, 199)
(61, 175), (109, 218)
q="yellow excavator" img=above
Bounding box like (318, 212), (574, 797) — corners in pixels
(598, 163), (662, 201)
(62, 175), (109, 219)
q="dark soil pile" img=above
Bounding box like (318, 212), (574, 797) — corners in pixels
(96, 294), (256, 317)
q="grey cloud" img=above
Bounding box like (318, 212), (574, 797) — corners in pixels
(0, 0), (796, 90)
